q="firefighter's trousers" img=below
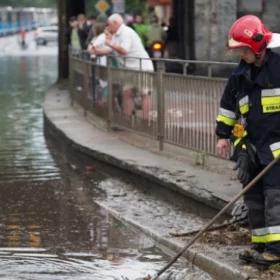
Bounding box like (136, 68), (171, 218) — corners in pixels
(244, 161), (280, 254)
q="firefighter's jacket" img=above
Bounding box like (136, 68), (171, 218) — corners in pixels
(216, 50), (280, 165)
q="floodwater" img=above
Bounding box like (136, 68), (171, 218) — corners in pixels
(0, 41), (211, 279)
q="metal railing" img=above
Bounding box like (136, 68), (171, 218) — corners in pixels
(69, 49), (237, 157)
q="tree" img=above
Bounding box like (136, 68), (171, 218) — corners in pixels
(125, 0), (144, 14)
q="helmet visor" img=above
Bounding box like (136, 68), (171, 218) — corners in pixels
(228, 37), (250, 49)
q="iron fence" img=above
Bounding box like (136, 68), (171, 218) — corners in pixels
(69, 49), (237, 157)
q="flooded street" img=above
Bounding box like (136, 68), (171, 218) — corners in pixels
(0, 39), (211, 279)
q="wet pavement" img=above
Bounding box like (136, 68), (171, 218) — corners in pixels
(0, 38), (212, 279)
(0, 32), (58, 56)
(0, 178), (186, 280)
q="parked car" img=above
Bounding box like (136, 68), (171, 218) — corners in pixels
(34, 25), (58, 45)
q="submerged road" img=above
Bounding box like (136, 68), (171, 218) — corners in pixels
(0, 36), (212, 279)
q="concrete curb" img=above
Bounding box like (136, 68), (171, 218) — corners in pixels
(44, 111), (228, 212)
(43, 89), (237, 214)
(95, 200), (249, 280)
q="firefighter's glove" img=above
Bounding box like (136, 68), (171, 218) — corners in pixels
(233, 149), (250, 185)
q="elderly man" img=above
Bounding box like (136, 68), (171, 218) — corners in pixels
(91, 13), (154, 71)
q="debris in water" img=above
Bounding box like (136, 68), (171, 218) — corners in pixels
(142, 254), (163, 260)
(85, 164), (96, 175)
(121, 275), (152, 280)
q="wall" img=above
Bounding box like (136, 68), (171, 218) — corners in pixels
(194, 0), (280, 62)
(194, 0), (236, 61)
(262, 0), (280, 32)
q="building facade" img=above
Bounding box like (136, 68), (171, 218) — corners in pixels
(174, 0), (280, 62)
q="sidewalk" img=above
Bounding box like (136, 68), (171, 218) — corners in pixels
(44, 83), (258, 279)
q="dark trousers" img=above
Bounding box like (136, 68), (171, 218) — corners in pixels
(244, 160), (280, 254)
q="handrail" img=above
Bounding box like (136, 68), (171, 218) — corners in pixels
(69, 47), (233, 158)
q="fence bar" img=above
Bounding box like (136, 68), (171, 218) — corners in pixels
(157, 61), (165, 151)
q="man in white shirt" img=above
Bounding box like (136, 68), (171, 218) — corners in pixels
(92, 13), (154, 72)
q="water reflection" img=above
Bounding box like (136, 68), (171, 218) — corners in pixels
(0, 56), (60, 183)
(0, 55), (211, 279)
(0, 180), (170, 279)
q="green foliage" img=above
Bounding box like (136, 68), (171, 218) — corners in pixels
(0, 0), (56, 8)
(125, 0), (146, 14)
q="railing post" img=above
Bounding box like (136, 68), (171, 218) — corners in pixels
(83, 61), (90, 117)
(107, 56), (113, 130)
(156, 60), (165, 151)
(68, 47), (74, 106)
(208, 64), (212, 77)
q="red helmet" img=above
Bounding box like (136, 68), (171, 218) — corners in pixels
(228, 15), (272, 55)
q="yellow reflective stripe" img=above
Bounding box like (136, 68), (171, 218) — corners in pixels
(272, 149), (280, 159)
(261, 96), (280, 113)
(240, 104), (249, 114)
(270, 142), (280, 159)
(261, 96), (280, 105)
(234, 138), (241, 147)
(233, 131), (248, 147)
(216, 115), (236, 126)
(252, 233), (280, 243)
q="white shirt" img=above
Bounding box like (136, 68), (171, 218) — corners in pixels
(89, 33), (111, 66)
(112, 24), (154, 72)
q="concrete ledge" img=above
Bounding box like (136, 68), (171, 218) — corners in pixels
(95, 201), (249, 280)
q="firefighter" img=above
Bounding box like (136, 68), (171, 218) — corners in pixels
(216, 15), (280, 266)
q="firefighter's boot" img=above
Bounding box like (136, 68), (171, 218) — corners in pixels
(239, 244), (265, 263)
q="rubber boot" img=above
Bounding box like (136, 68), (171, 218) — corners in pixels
(239, 244), (265, 262)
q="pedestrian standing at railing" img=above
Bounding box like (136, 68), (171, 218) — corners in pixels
(77, 14), (90, 50)
(165, 17), (179, 58)
(87, 23), (110, 65)
(87, 22), (109, 105)
(69, 17), (81, 51)
(91, 13), (154, 119)
(92, 13), (154, 72)
(132, 14), (149, 48)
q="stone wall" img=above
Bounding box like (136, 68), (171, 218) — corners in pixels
(262, 0), (280, 32)
(194, 0), (236, 61)
(193, 0), (280, 62)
